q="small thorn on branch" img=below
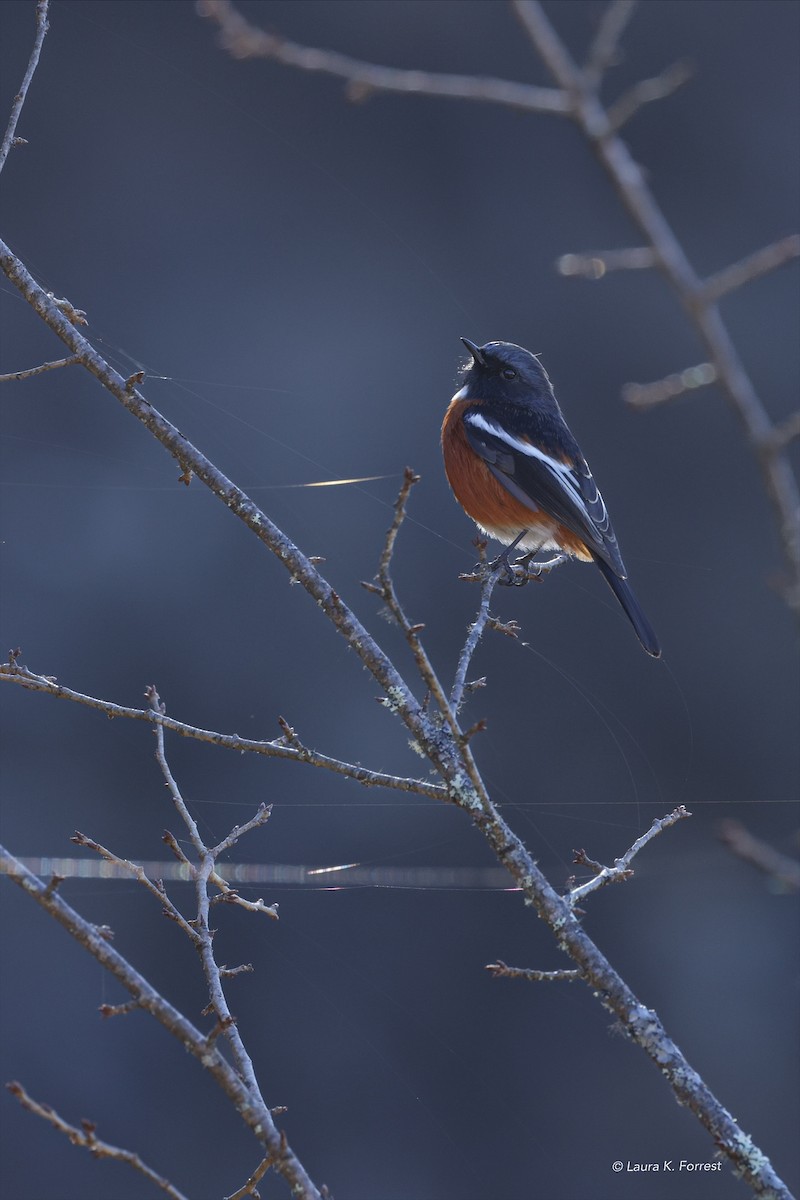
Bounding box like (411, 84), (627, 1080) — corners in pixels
(487, 617), (521, 639)
(99, 999), (142, 1019)
(460, 718), (487, 744)
(623, 362), (717, 409)
(572, 848), (605, 876)
(145, 683), (166, 715)
(125, 370), (145, 391)
(46, 292), (88, 327)
(202, 1014), (237, 1048)
(219, 963), (254, 978)
(162, 830), (190, 865)
(345, 78), (376, 104)
(465, 676), (487, 694)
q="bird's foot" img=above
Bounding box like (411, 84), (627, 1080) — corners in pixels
(489, 549), (529, 587)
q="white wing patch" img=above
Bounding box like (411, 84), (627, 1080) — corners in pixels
(465, 410), (589, 511)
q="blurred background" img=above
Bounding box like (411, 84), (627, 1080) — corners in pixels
(1, 2), (798, 1197)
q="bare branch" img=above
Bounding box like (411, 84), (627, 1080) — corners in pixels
(457, 550), (568, 587)
(212, 889), (279, 920)
(367, 469), (463, 730)
(701, 234), (800, 304)
(6, 1082), (188, 1200)
(193, 843), (272, 1119)
(0, 0), (49, 175)
(0, 846), (322, 1200)
(196, 0), (569, 115)
(486, 961), (582, 983)
(0, 354), (80, 382)
(623, 363), (717, 409)
(511, 0), (800, 616)
(450, 567), (501, 714)
(212, 802), (273, 859)
(718, 820), (800, 893)
(226, 1154), (274, 1200)
(0, 658), (445, 800)
(2, 195), (793, 1197)
(606, 59), (693, 132)
(567, 806), (692, 907)
(363, 473), (497, 809)
(557, 246), (657, 278)
(583, 0), (638, 90)
(70, 831), (199, 941)
(150, 700), (206, 859)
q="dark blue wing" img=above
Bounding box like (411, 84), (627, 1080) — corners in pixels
(462, 409), (627, 577)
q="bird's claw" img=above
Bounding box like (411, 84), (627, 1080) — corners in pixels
(489, 553), (529, 587)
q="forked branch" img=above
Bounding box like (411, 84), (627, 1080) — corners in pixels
(6, 1083), (188, 1200)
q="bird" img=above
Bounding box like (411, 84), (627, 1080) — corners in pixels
(441, 338), (661, 658)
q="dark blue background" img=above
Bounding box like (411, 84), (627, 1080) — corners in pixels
(1, 2), (798, 1198)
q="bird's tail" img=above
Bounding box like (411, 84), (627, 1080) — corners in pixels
(594, 557), (661, 658)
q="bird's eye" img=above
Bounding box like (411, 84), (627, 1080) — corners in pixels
(502, 368), (517, 380)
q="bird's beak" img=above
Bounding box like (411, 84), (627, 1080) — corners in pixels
(460, 337), (485, 367)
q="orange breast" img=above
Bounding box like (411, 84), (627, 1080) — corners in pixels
(441, 397), (593, 560)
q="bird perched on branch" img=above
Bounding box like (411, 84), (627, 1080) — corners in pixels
(441, 338), (661, 658)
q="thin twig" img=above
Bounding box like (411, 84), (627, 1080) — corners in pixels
(606, 59), (693, 132)
(583, 0), (638, 91)
(511, 0), (800, 616)
(71, 831), (199, 941)
(450, 568), (501, 714)
(623, 363), (717, 409)
(149, 692), (206, 858)
(151, 697), (278, 917)
(718, 820), (800, 893)
(154, 727), (282, 1110)
(486, 961), (582, 983)
(365, 472), (495, 806)
(212, 802), (273, 858)
(567, 806), (692, 907)
(371, 468), (454, 721)
(701, 234), (800, 304)
(557, 246), (657, 278)
(0, 658), (445, 800)
(6, 1082), (188, 1200)
(196, 0), (568, 114)
(212, 888), (279, 919)
(194, 843), (272, 1121)
(0, 0), (49, 175)
(226, 1154), (275, 1200)
(150, 702), (279, 919)
(0, 354), (80, 382)
(0, 848), (321, 1200)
